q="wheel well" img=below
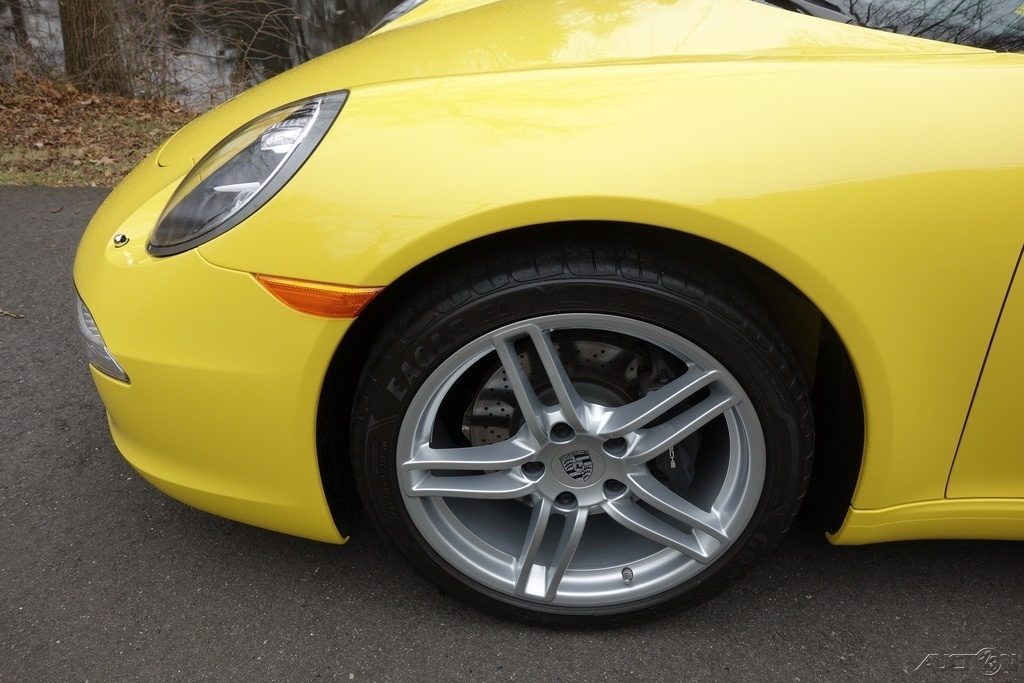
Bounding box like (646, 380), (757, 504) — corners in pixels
(317, 221), (864, 537)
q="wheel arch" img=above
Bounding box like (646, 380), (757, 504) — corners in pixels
(317, 221), (865, 537)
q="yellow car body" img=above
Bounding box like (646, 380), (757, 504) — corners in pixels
(74, 0), (1024, 550)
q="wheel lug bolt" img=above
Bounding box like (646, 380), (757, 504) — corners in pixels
(555, 492), (576, 506)
(603, 437), (627, 456)
(522, 461), (544, 477)
(604, 479), (626, 495)
(550, 423), (575, 442)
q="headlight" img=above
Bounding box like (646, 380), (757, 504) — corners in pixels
(148, 91), (347, 256)
(370, 0), (429, 33)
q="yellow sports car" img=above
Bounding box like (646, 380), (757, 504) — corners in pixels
(73, 0), (1024, 624)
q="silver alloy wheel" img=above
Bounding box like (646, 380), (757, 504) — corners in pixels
(397, 313), (766, 607)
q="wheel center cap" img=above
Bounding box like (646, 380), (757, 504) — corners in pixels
(551, 447), (606, 488)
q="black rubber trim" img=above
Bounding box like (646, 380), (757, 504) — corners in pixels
(809, 321), (864, 534)
(316, 346), (361, 539)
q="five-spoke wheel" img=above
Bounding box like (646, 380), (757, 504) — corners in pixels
(398, 314), (765, 606)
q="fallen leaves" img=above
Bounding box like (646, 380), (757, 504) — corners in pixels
(0, 73), (194, 187)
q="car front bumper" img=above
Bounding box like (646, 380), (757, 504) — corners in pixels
(72, 153), (348, 544)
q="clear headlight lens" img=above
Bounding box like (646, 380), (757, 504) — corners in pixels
(370, 0), (429, 33)
(76, 295), (130, 384)
(148, 91), (348, 256)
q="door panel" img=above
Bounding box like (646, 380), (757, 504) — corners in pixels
(947, 249), (1024, 498)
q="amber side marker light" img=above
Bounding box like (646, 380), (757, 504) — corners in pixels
(254, 274), (383, 318)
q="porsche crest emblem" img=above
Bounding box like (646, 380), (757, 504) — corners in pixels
(559, 450), (594, 483)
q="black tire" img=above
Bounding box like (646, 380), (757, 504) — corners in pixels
(349, 233), (814, 627)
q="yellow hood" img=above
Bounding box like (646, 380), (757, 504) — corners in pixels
(158, 0), (980, 166)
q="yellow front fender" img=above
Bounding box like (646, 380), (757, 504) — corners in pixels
(196, 57), (1024, 516)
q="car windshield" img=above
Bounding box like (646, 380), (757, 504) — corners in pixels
(760, 0), (1024, 51)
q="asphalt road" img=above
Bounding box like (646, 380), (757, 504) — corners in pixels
(1, 185), (1021, 681)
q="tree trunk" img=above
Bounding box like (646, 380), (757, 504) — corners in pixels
(5, 0), (31, 51)
(58, 0), (132, 95)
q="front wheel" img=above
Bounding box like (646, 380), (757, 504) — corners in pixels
(350, 236), (813, 626)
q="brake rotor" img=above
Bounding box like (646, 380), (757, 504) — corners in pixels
(462, 336), (643, 446)
(461, 333), (700, 494)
